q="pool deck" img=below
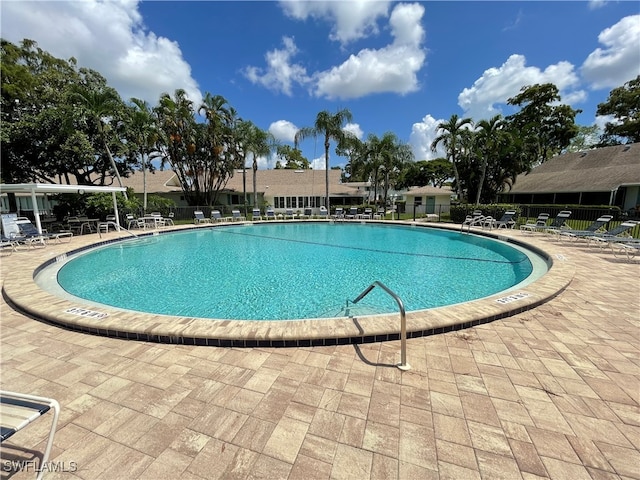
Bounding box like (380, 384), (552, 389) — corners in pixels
(1, 221), (638, 479)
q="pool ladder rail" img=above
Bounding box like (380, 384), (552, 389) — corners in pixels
(97, 221), (139, 239)
(350, 281), (410, 371)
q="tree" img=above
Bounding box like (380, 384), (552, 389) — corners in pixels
(1, 38), (133, 211)
(68, 80), (129, 198)
(596, 75), (640, 145)
(431, 114), (473, 200)
(295, 109), (353, 211)
(506, 83), (580, 164)
(241, 121), (273, 207)
(473, 115), (507, 206)
(565, 125), (599, 152)
(275, 145), (310, 169)
(396, 159), (453, 189)
(126, 98), (157, 212)
(155, 90), (237, 206)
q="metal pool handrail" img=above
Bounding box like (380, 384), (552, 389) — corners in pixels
(351, 281), (411, 371)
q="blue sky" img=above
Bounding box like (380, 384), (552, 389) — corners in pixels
(2, 1), (639, 169)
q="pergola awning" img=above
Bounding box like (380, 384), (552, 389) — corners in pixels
(0, 183), (126, 234)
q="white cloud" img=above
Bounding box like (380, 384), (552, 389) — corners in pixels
(310, 155), (328, 170)
(0, 0), (202, 106)
(343, 123), (364, 140)
(313, 3), (426, 99)
(247, 3), (426, 100)
(243, 37), (310, 96)
(409, 114), (446, 161)
(457, 54), (583, 120)
(588, 0), (608, 10)
(268, 120), (299, 143)
(279, 0), (391, 45)
(581, 15), (640, 90)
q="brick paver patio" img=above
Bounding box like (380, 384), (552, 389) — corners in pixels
(1, 224), (638, 479)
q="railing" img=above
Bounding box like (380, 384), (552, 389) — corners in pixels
(97, 222), (138, 239)
(350, 281), (410, 371)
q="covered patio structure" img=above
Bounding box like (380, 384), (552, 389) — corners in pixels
(0, 183), (127, 234)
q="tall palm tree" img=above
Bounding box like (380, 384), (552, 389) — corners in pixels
(431, 114), (473, 200)
(249, 126), (273, 207)
(70, 85), (128, 198)
(474, 115), (505, 205)
(127, 98), (157, 212)
(373, 132), (413, 204)
(295, 108), (353, 211)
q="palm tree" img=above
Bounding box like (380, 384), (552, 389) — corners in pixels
(373, 132), (413, 204)
(127, 98), (157, 212)
(430, 114), (473, 200)
(474, 115), (506, 205)
(70, 85), (128, 198)
(295, 108), (353, 211)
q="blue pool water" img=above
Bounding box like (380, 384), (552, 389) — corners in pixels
(56, 223), (536, 320)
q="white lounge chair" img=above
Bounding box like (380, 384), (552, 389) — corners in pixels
(194, 211), (211, 224)
(252, 208), (262, 221)
(231, 209), (246, 221)
(544, 211), (572, 236)
(520, 213), (550, 233)
(559, 215), (614, 241)
(491, 210), (518, 229)
(1, 390), (60, 480)
(265, 208), (276, 220)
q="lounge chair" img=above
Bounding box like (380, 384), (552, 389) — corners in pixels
(16, 219), (73, 246)
(211, 210), (224, 222)
(194, 211), (211, 224)
(491, 210), (517, 229)
(332, 207), (345, 220)
(231, 209), (246, 221)
(461, 210), (485, 231)
(252, 208), (262, 221)
(361, 208), (373, 219)
(284, 208), (296, 220)
(587, 221), (639, 247)
(265, 208), (276, 220)
(544, 210), (572, 235)
(346, 207), (358, 220)
(609, 241), (640, 260)
(300, 207), (313, 219)
(374, 207), (385, 220)
(1, 390), (60, 480)
(318, 206), (328, 219)
(1, 235), (18, 255)
(519, 213), (550, 233)
(559, 215), (614, 241)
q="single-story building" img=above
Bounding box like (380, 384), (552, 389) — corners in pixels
(0, 169), (371, 217)
(122, 168), (369, 213)
(500, 143), (640, 214)
(403, 185), (453, 217)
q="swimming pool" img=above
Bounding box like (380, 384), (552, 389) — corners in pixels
(53, 223), (543, 321)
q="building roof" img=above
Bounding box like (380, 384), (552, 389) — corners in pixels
(404, 185), (453, 196)
(223, 169), (361, 197)
(121, 170), (182, 194)
(509, 143), (640, 194)
(124, 169), (364, 198)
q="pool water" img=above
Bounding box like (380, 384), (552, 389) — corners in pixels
(56, 223), (535, 321)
